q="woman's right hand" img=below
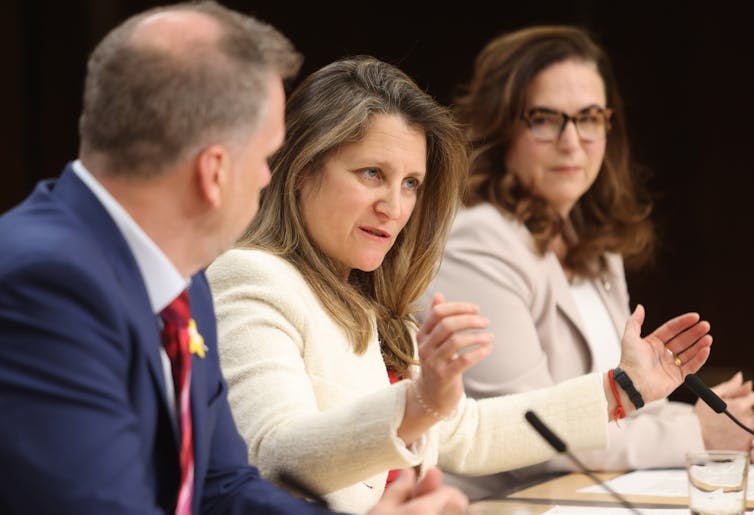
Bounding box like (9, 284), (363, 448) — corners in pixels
(694, 372), (754, 455)
(398, 293), (493, 443)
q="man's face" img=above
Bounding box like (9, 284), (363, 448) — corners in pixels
(223, 75), (286, 244)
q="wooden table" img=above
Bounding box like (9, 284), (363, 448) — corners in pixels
(468, 471), (693, 514)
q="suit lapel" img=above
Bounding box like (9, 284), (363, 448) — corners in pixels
(185, 276), (216, 492)
(543, 252), (598, 371)
(510, 214), (596, 370)
(50, 165), (175, 428)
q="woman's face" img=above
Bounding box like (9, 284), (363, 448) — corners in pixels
(299, 113), (427, 279)
(505, 59), (608, 217)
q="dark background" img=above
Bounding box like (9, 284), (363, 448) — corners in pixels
(4, 1), (753, 396)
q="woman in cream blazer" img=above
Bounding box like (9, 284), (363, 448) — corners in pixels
(209, 248), (610, 513)
(208, 56), (712, 514)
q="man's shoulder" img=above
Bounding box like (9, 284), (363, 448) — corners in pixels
(1, 200), (108, 278)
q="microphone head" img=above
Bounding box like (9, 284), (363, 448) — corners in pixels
(525, 410), (567, 453)
(684, 373), (727, 413)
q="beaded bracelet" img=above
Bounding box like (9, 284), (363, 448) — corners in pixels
(612, 367), (645, 409)
(411, 380), (449, 421)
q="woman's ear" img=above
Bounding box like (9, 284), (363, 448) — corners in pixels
(195, 144), (229, 208)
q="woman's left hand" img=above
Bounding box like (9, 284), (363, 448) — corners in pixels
(618, 304), (712, 406)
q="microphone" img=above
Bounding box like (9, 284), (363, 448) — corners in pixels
(524, 410), (641, 514)
(683, 373), (754, 435)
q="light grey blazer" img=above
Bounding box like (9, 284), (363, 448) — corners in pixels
(423, 203), (703, 499)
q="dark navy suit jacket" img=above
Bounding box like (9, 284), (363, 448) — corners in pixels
(0, 165), (333, 514)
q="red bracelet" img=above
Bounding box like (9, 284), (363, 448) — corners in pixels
(607, 369), (626, 423)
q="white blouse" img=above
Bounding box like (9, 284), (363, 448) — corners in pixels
(570, 278), (621, 372)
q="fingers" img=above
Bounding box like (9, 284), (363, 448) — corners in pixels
(419, 299), (480, 340)
(727, 391), (754, 416)
(736, 380), (754, 398)
(403, 484), (468, 515)
(418, 309), (492, 365)
(428, 329), (494, 361)
(665, 320), (711, 357)
(379, 468), (416, 506)
(411, 489), (468, 515)
(413, 466), (442, 498)
(372, 467), (469, 515)
(418, 327), (493, 379)
(419, 313), (489, 349)
(678, 337), (712, 375)
(649, 311), (701, 344)
(431, 292), (445, 308)
(711, 371), (744, 396)
(444, 341), (493, 376)
(722, 376), (753, 400)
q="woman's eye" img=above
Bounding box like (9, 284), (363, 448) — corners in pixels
(529, 115), (549, 126)
(404, 177), (420, 190)
(531, 114), (560, 128)
(362, 168), (379, 179)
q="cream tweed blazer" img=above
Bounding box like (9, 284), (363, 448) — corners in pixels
(208, 249), (609, 514)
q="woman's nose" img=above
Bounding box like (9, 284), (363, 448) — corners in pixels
(375, 187), (402, 219)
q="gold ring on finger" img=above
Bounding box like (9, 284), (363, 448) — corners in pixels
(666, 347), (682, 367)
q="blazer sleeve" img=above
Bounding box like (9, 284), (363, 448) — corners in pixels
(207, 250), (424, 497)
(436, 373), (609, 475)
(0, 255), (166, 514)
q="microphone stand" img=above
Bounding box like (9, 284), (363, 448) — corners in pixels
(525, 410), (641, 515)
(684, 373), (754, 435)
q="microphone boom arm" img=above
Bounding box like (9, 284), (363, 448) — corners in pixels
(525, 410), (641, 515)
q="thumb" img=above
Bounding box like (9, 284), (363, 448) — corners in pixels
(380, 468), (416, 506)
(624, 304), (645, 339)
(432, 292), (445, 307)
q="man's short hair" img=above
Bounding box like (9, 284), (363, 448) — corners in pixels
(78, 1), (301, 177)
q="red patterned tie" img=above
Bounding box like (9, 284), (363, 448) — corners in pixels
(160, 291), (194, 515)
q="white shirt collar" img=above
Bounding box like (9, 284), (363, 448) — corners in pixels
(71, 160), (189, 313)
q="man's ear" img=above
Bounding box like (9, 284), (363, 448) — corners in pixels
(195, 144), (230, 208)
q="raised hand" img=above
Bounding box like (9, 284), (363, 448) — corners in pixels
(398, 293), (493, 444)
(618, 304), (712, 406)
(415, 293), (493, 415)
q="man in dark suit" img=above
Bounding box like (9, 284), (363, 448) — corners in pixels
(0, 2), (466, 514)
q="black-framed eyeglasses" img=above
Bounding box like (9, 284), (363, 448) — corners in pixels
(521, 106), (613, 142)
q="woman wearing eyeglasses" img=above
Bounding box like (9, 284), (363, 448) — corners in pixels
(425, 25), (754, 499)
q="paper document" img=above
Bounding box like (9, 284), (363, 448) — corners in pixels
(578, 468), (754, 500)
